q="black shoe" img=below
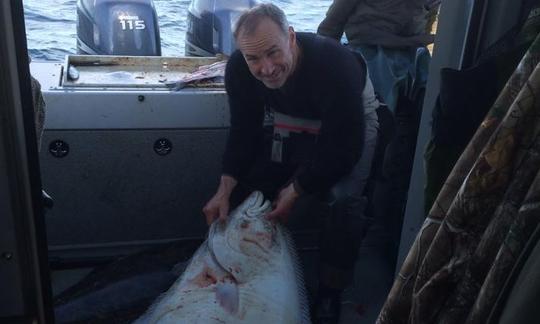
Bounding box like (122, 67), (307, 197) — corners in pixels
(312, 288), (342, 324)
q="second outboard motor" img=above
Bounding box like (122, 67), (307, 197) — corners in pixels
(77, 0), (161, 56)
(185, 0), (258, 57)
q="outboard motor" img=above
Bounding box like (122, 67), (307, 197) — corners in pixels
(76, 0), (161, 56)
(185, 0), (258, 57)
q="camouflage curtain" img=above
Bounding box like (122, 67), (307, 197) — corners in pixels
(377, 34), (540, 324)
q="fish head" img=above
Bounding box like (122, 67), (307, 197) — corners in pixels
(230, 193), (276, 253)
(209, 191), (278, 280)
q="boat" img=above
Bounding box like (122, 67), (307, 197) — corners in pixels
(2, 0), (540, 323)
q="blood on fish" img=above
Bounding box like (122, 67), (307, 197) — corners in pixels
(190, 266), (218, 288)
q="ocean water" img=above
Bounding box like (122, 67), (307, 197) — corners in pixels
(24, 0), (333, 61)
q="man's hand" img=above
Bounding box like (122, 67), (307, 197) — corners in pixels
(266, 182), (300, 223)
(202, 175), (237, 225)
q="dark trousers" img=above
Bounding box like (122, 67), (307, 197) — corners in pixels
(230, 111), (379, 289)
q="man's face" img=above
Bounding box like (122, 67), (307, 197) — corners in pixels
(236, 18), (296, 89)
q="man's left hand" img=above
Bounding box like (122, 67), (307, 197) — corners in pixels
(266, 183), (300, 223)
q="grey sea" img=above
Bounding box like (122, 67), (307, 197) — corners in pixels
(24, 0), (334, 61)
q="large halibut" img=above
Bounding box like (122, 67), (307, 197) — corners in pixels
(134, 191), (310, 324)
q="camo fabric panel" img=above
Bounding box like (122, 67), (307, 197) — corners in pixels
(467, 170), (540, 324)
(377, 34), (540, 324)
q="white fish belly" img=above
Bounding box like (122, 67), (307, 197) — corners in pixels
(135, 191), (310, 324)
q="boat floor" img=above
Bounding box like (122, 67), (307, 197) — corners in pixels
(51, 222), (395, 323)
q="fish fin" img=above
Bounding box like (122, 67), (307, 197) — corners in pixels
(280, 226), (312, 324)
(215, 281), (239, 315)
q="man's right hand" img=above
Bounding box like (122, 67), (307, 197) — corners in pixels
(202, 175), (238, 225)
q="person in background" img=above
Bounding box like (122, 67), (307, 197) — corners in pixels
(203, 3), (380, 323)
(317, 0), (439, 112)
(29, 55), (46, 151)
(28, 55), (53, 209)
(31, 74), (46, 151)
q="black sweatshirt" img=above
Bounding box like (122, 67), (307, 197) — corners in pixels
(222, 32), (366, 195)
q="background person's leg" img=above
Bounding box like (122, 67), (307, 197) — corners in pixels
(352, 45), (426, 113)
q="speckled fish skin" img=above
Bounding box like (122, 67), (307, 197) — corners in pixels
(134, 191), (310, 324)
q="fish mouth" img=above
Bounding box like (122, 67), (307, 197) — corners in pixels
(246, 194), (272, 217)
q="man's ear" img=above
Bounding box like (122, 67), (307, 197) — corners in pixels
(288, 26), (296, 48)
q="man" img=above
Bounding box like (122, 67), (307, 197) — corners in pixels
(317, 0), (439, 112)
(203, 3), (379, 323)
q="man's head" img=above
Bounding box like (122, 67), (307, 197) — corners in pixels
(233, 3), (298, 89)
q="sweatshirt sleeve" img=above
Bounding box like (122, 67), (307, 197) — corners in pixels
(317, 0), (360, 40)
(221, 52), (265, 180)
(295, 43), (366, 194)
